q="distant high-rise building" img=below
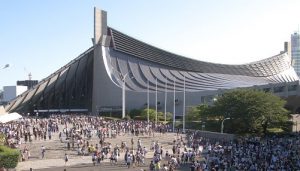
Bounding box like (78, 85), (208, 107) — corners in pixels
(3, 86), (27, 102)
(17, 80), (38, 89)
(291, 32), (300, 75)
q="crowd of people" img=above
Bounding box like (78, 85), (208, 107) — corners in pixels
(0, 114), (174, 166)
(1, 114), (300, 171)
(186, 130), (300, 171)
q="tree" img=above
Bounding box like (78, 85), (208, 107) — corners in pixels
(186, 104), (210, 122)
(129, 109), (142, 119)
(140, 108), (172, 122)
(211, 89), (290, 135)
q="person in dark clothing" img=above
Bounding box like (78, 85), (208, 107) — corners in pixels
(149, 161), (155, 171)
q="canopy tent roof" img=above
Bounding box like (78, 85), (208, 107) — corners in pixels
(0, 112), (22, 123)
(0, 106), (6, 115)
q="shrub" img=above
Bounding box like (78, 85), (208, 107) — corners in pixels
(0, 134), (6, 146)
(124, 115), (131, 120)
(129, 109), (142, 119)
(0, 145), (20, 169)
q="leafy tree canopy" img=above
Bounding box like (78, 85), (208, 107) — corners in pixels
(210, 89), (289, 134)
(186, 104), (210, 122)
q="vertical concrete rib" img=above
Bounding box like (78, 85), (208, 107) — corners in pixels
(92, 8), (108, 114)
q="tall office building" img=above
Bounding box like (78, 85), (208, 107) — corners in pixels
(291, 32), (300, 75)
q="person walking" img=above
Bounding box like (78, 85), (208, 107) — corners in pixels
(64, 153), (69, 166)
(41, 145), (46, 159)
(92, 153), (96, 166)
(126, 154), (132, 168)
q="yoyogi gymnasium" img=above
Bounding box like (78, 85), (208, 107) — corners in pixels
(4, 8), (300, 117)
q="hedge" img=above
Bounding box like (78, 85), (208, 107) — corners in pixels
(0, 145), (20, 169)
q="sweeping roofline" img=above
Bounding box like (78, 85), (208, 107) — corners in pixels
(108, 27), (291, 77)
(109, 27), (283, 66)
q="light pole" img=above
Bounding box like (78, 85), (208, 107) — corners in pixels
(110, 67), (133, 119)
(155, 78), (158, 124)
(1, 64), (9, 70)
(173, 80), (176, 132)
(147, 80), (150, 123)
(183, 75), (186, 133)
(96, 105), (99, 116)
(221, 117), (230, 133)
(164, 77), (167, 122)
(120, 72), (131, 119)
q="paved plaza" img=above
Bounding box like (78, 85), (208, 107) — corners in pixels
(16, 127), (189, 171)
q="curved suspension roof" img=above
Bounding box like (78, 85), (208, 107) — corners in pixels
(109, 28), (292, 77)
(105, 27), (299, 92)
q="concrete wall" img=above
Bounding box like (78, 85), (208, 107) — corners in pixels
(187, 130), (235, 141)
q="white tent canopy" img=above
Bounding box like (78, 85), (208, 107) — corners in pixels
(0, 105), (6, 115)
(0, 112), (22, 123)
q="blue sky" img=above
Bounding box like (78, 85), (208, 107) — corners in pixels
(0, 0), (300, 89)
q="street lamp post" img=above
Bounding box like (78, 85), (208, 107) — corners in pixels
(122, 76), (126, 118)
(110, 67), (133, 119)
(221, 118), (230, 133)
(120, 72), (131, 119)
(183, 75), (186, 133)
(147, 80), (150, 123)
(164, 77), (167, 122)
(1, 64), (9, 70)
(155, 78), (158, 124)
(173, 80), (176, 132)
